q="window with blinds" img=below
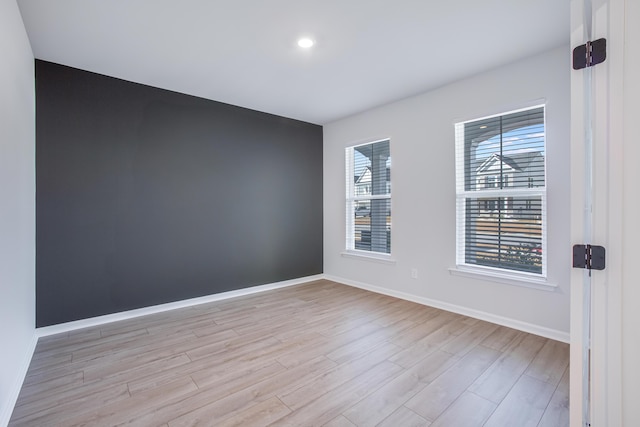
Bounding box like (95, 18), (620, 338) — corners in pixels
(345, 139), (391, 255)
(455, 106), (546, 275)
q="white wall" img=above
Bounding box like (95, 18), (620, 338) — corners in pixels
(324, 46), (570, 339)
(0, 0), (36, 425)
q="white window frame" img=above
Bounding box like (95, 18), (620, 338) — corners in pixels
(345, 139), (392, 258)
(454, 105), (548, 281)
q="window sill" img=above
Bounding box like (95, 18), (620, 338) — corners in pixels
(341, 250), (396, 265)
(449, 265), (557, 292)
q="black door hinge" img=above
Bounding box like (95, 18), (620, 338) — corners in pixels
(573, 244), (606, 270)
(573, 38), (607, 70)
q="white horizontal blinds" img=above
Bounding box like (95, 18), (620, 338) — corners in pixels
(456, 106), (545, 275)
(345, 148), (355, 250)
(465, 108), (545, 191)
(346, 140), (391, 254)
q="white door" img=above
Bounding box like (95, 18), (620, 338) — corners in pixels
(569, 0), (624, 426)
(620, 2), (640, 424)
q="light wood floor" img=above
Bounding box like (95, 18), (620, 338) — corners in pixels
(10, 280), (569, 426)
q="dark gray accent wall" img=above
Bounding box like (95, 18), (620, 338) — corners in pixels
(35, 60), (323, 327)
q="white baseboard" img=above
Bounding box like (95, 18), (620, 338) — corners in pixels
(0, 331), (38, 427)
(37, 274), (324, 337)
(324, 274), (570, 343)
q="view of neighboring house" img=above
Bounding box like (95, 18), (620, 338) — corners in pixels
(474, 150), (544, 219)
(354, 166), (391, 207)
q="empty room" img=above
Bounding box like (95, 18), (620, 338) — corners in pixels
(2, 0), (638, 426)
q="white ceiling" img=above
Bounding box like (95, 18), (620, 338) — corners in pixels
(17, 0), (569, 125)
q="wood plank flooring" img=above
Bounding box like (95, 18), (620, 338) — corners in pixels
(9, 280), (569, 426)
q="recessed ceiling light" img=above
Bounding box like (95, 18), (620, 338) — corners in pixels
(297, 37), (314, 48)
(479, 125), (487, 129)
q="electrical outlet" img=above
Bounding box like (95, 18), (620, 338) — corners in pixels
(411, 268), (418, 279)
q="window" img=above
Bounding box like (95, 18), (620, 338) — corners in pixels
(455, 106), (545, 275)
(346, 139), (391, 255)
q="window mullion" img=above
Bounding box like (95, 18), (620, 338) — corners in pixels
(352, 195), (391, 201)
(458, 188), (545, 198)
